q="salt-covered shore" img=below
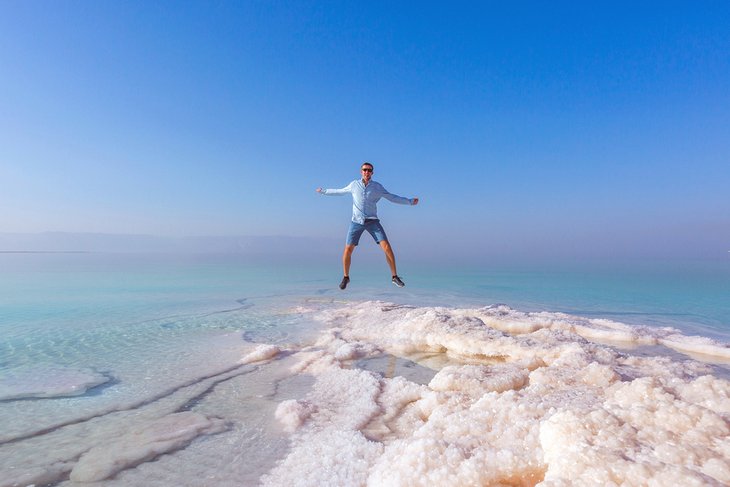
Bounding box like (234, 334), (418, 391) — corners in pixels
(2, 300), (729, 486)
(263, 301), (730, 486)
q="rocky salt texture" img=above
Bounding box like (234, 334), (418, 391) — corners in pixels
(262, 301), (730, 486)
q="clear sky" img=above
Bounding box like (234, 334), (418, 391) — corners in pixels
(1, 1), (729, 260)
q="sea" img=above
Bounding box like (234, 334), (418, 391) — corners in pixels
(1, 252), (729, 486)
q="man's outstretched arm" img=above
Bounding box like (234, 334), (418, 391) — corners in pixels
(316, 182), (353, 195)
(381, 189), (419, 206)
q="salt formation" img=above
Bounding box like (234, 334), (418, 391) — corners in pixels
(0, 366), (109, 400)
(240, 344), (281, 364)
(263, 301), (730, 486)
(70, 411), (226, 482)
(275, 399), (317, 432)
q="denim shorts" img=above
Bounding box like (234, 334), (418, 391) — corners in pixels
(346, 219), (388, 246)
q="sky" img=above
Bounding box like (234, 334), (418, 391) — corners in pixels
(1, 1), (729, 261)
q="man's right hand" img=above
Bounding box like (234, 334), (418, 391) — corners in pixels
(316, 188), (323, 193)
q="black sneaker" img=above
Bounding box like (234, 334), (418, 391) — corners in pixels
(339, 276), (350, 290)
(391, 275), (405, 287)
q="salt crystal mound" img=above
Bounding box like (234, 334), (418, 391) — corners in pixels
(276, 399), (317, 433)
(69, 411), (226, 482)
(262, 301), (730, 486)
(240, 344), (281, 364)
(0, 366), (109, 400)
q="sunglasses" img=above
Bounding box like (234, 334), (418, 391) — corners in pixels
(361, 168), (373, 172)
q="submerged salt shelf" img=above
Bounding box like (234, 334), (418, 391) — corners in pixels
(262, 301), (730, 486)
(0, 367), (110, 401)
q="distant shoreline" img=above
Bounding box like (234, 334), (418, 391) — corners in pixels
(0, 251), (91, 254)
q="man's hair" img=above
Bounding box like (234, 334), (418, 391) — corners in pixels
(361, 162), (374, 170)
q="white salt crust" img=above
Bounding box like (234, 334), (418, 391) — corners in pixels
(262, 301), (730, 487)
(276, 399), (317, 433)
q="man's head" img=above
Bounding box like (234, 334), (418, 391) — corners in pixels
(361, 162), (374, 181)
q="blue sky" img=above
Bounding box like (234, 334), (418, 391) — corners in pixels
(1, 1), (729, 260)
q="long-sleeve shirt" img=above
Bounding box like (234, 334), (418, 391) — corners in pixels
(320, 179), (414, 224)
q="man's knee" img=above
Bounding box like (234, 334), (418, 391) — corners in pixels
(379, 240), (392, 251)
(344, 245), (356, 254)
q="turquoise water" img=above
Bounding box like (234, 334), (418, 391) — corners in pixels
(1, 252), (729, 485)
(405, 259), (730, 341)
(322, 255), (730, 341)
(2, 253), (729, 366)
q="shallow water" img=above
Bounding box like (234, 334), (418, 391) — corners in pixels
(1, 253), (728, 486)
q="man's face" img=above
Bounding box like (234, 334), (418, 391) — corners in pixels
(361, 165), (373, 181)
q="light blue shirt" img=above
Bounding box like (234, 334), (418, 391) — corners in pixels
(320, 179), (414, 224)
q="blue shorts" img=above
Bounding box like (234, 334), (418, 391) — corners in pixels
(346, 219), (388, 246)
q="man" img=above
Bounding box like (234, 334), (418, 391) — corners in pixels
(316, 162), (419, 290)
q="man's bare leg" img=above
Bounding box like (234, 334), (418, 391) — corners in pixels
(339, 245), (356, 289)
(342, 245), (356, 277)
(379, 240), (397, 276)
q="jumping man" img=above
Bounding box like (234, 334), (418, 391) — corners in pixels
(316, 162), (419, 289)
